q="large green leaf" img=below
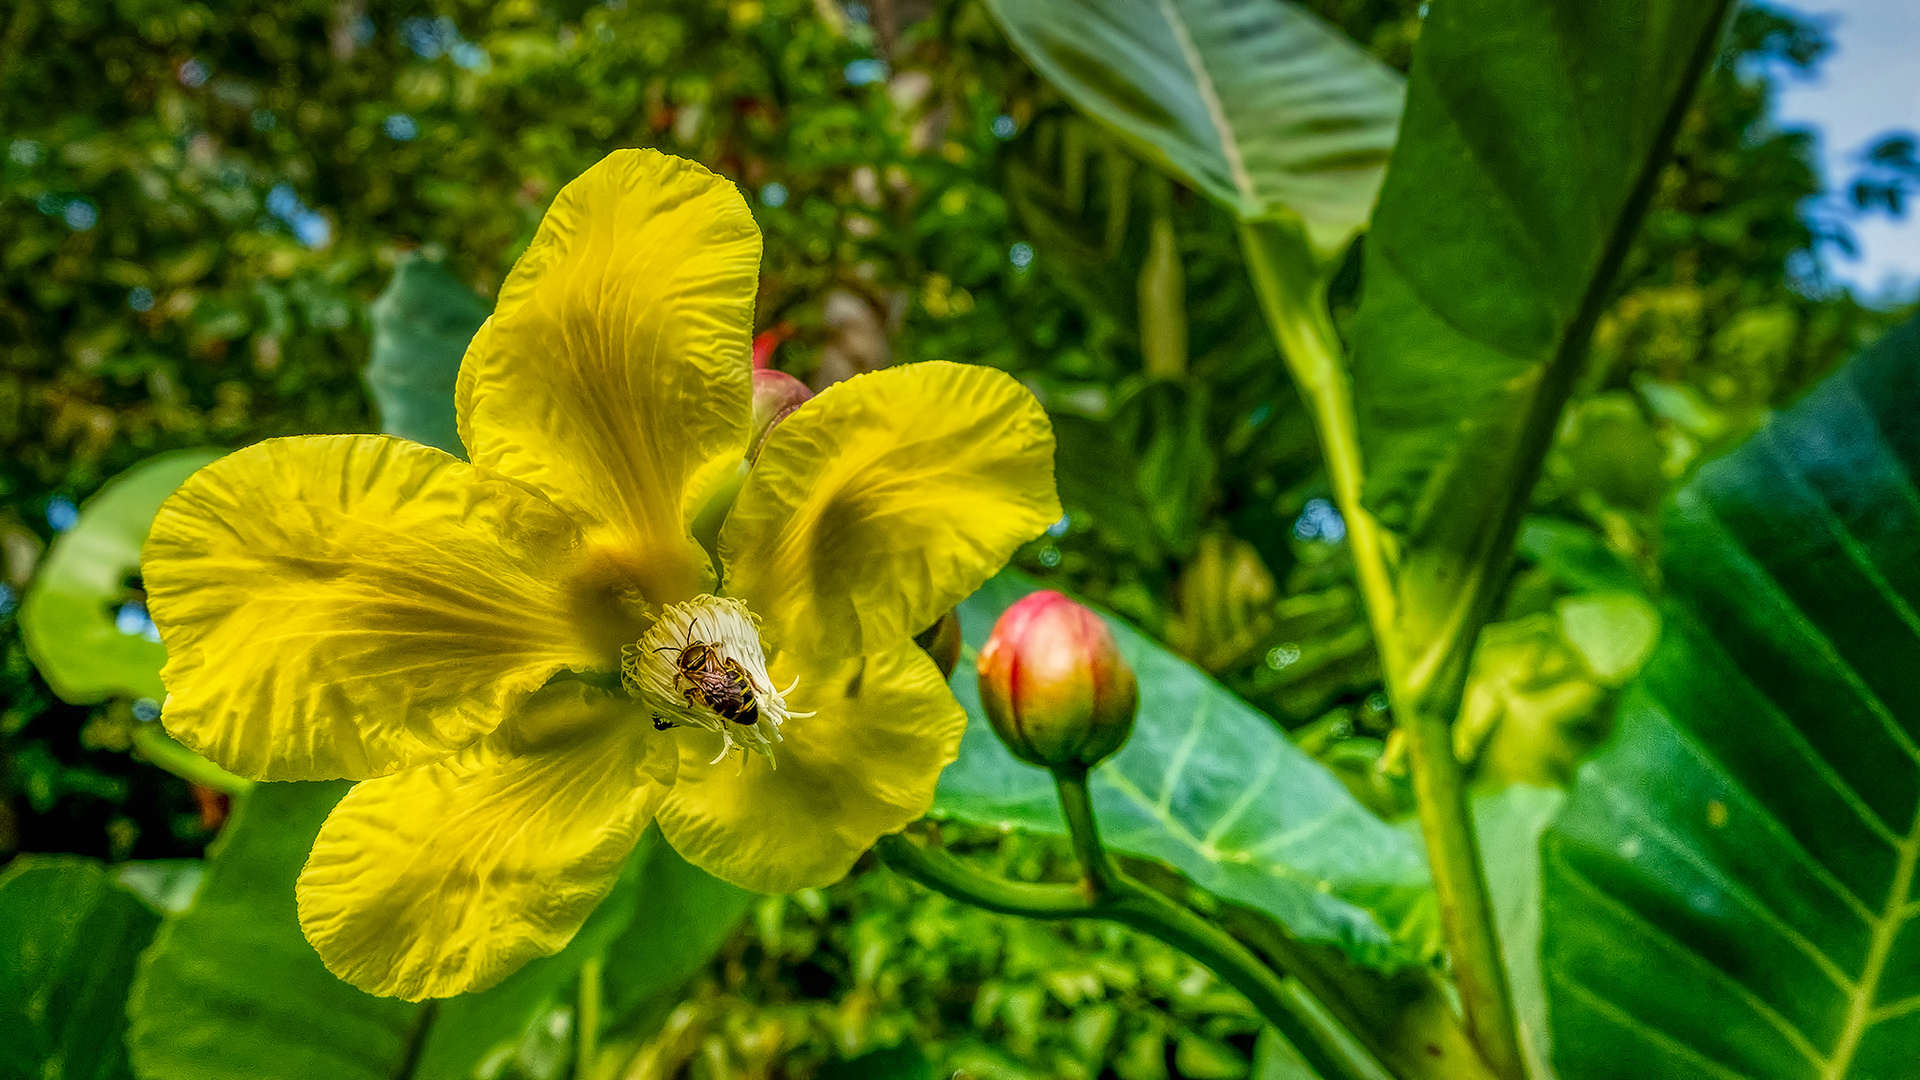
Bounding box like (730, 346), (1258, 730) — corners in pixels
(982, 0), (1403, 258)
(1539, 317), (1920, 1077)
(125, 784), (750, 1080)
(19, 449), (222, 704)
(364, 257), (490, 457)
(1346, 0), (1731, 688)
(126, 782), (625, 1080)
(934, 572), (1437, 971)
(0, 856), (162, 1080)
(125, 782), (418, 1080)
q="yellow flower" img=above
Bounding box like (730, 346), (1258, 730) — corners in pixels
(142, 150), (1059, 1000)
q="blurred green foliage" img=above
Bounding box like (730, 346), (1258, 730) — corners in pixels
(632, 829), (1280, 1080)
(0, 0), (1911, 1076)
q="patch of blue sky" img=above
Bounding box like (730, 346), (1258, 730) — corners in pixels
(1771, 0), (1920, 306)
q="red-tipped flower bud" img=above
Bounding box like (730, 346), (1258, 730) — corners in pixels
(750, 369), (813, 460)
(751, 322), (795, 369)
(977, 591), (1138, 771)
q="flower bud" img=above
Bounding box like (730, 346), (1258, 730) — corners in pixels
(750, 369), (813, 460)
(751, 322), (795, 369)
(913, 608), (963, 681)
(977, 591), (1137, 771)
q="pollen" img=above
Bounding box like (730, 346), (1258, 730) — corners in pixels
(622, 595), (805, 764)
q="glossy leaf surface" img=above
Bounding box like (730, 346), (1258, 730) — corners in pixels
(0, 857), (161, 1080)
(935, 572), (1436, 971)
(20, 448), (222, 704)
(364, 257), (490, 457)
(982, 0), (1403, 257)
(1540, 317), (1920, 1077)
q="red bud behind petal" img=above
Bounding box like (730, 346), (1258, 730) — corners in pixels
(977, 591), (1138, 771)
(751, 322), (796, 369)
(750, 369), (813, 460)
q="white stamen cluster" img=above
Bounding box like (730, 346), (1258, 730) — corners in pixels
(622, 595), (803, 764)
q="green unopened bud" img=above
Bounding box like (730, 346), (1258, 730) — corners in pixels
(913, 608), (963, 681)
(750, 369), (813, 460)
(977, 591), (1137, 771)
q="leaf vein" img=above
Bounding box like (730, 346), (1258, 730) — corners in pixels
(1556, 855), (1829, 1070)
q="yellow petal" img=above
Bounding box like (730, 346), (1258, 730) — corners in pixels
(656, 642), (964, 893)
(457, 149), (762, 603)
(297, 682), (675, 1000)
(720, 361), (1060, 658)
(144, 435), (611, 782)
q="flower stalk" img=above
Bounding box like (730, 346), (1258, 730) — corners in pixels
(878, 815), (1391, 1080)
(893, 590), (1393, 1077)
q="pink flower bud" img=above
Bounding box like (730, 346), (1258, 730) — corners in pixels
(977, 591), (1138, 771)
(750, 369), (813, 459)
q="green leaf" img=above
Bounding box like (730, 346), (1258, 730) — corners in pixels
(125, 782), (420, 1080)
(594, 835), (753, 1043)
(935, 572), (1437, 971)
(1346, 0), (1732, 686)
(1539, 317), (1920, 1077)
(126, 783), (746, 1080)
(817, 1041), (934, 1080)
(364, 258), (490, 457)
(19, 449), (223, 704)
(982, 0), (1403, 257)
(0, 856), (162, 1080)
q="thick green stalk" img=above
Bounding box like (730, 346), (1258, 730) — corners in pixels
(1239, 219), (1524, 1080)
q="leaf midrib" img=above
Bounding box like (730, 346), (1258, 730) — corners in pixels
(1156, 0), (1257, 209)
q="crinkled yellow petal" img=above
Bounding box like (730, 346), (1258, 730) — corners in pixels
(457, 149), (761, 604)
(720, 361), (1059, 658)
(144, 435), (610, 782)
(297, 682), (675, 1000)
(656, 642), (964, 893)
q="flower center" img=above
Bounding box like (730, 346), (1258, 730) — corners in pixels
(621, 595), (801, 764)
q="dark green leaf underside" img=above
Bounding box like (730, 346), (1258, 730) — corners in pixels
(935, 572), (1438, 971)
(1350, 1), (1730, 535)
(1542, 317), (1920, 1079)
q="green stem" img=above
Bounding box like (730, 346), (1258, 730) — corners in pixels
(877, 830), (1390, 1080)
(132, 724), (252, 795)
(577, 956), (602, 1080)
(1239, 220), (1524, 1080)
(1237, 221), (1400, 672)
(396, 999), (439, 1080)
(1054, 766), (1120, 895)
(1401, 711), (1522, 1080)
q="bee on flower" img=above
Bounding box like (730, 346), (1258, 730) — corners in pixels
(141, 149), (1059, 1000)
